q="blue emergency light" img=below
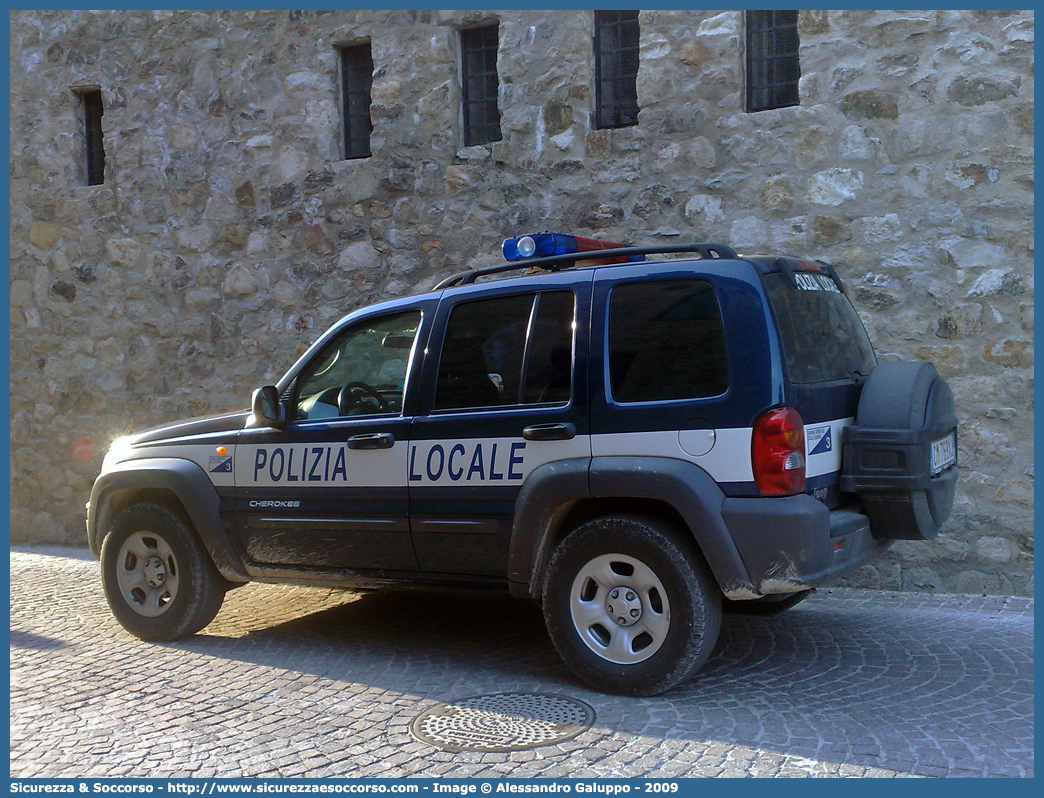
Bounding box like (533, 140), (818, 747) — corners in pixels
(502, 233), (645, 263)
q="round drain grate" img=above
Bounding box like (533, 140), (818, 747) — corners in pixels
(409, 692), (596, 753)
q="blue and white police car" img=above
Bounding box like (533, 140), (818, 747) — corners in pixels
(87, 234), (958, 695)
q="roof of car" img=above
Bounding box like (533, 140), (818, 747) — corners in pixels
(433, 242), (743, 290)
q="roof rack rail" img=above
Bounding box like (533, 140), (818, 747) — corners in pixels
(434, 242), (739, 289)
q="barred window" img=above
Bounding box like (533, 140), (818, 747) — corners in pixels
(79, 89), (105, 185)
(594, 10), (640, 129)
(340, 43), (373, 159)
(746, 10), (800, 112)
(460, 25), (502, 146)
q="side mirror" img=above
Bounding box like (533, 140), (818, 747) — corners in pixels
(250, 385), (285, 429)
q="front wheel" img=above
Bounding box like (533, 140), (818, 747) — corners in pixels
(101, 502), (226, 641)
(542, 516), (721, 696)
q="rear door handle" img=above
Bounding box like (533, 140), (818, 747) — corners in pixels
(347, 432), (395, 450)
(522, 422), (576, 441)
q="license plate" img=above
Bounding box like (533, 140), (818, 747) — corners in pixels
(930, 432), (957, 475)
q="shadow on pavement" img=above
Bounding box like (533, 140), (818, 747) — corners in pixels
(10, 630), (71, 651)
(165, 586), (1032, 777)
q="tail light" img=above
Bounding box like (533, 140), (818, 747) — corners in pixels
(752, 406), (806, 496)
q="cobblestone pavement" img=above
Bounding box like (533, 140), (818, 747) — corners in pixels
(10, 547), (1034, 779)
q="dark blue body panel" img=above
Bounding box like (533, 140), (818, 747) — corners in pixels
(408, 270), (593, 574)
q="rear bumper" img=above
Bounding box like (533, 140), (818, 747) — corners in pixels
(721, 494), (891, 599)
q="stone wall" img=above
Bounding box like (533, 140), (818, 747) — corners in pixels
(9, 10), (1034, 594)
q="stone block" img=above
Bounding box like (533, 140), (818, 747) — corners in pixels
(444, 166), (477, 192)
(901, 566), (944, 592)
(338, 241), (380, 271)
(217, 225), (247, 250)
(947, 74), (1021, 107)
(975, 536), (1015, 564)
(798, 10), (829, 35)
(805, 169), (863, 206)
(679, 41), (712, 68)
(913, 344), (965, 376)
(176, 226), (215, 253)
(270, 183), (300, 208)
(760, 176), (793, 213)
(222, 266), (260, 298)
(10, 280), (33, 307)
(50, 280), (76, 302)
(811, 215), (852, 246)
(983, 339), (1032, 368)
(687, 137), (717, 169)
(935, 304), (983, 339)
(729, 216), (766, 250)
(862, 214), (902, 243)
(839, 90), (899, 120)
(940, 239), (1006, 275)
(235, 181), (256, 206)
(577, 202), (624, 229)
(684, 194), (723, 224)
(965, 267), (1021, 297)
(28, 222), (61, 249)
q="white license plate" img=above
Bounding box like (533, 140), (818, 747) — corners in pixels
(930, 432), (957, 475)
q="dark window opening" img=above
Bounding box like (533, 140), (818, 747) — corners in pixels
(609, 279), (728, 403)
(80, 89), (105, 185)
(340, 43), (373, 159)
(461, 25), (502, 146)
(435, 291), (575, 411)
(594, 10), (640, 129)
(746, 10), (800, 112)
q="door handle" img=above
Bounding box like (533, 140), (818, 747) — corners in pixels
(347, 432), (395, 450)
(522, 422), (576, 442)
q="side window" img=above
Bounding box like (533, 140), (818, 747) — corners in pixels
(435, 291), (575, 411)
(609, 279), (728, 403)
(293, 310), (421, 420)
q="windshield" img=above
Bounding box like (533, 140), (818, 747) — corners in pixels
(763, 272), (876, 383)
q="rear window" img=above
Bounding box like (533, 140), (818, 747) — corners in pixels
(763, 272), (876, 383)
(609, 279), (728, 403)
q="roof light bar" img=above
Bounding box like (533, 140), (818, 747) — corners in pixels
(503, 232), (645, 263)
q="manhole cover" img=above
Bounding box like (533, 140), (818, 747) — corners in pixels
(409, 692), (596, 752)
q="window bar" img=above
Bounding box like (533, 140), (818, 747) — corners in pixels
(461, 25), (502, 146)
(594, 10), (640, 129)
(746, 10), (800, 112)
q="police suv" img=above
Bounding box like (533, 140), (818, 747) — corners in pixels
(87, 235), (958, 695)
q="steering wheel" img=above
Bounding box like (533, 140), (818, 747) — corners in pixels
(338, 381), (388, 414)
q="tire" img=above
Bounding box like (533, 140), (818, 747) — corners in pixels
(101, 502), (226, 641)
(722, 589), (813, 615)
(542, 515), (722, 696)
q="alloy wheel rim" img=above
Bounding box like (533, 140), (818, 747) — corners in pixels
(116, 531), (180, 617)
(569, 553), (671, 664)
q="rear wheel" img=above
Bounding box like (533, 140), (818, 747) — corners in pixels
(543, 515), (721, 696)
(101, 503), (226, 641)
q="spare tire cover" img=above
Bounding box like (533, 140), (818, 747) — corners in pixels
(841, 362), (958, 540)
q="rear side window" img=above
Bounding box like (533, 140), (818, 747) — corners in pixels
(763, 272), (877, 383)
(435, 291), (575, 410)
(609, 279), (728, 403)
